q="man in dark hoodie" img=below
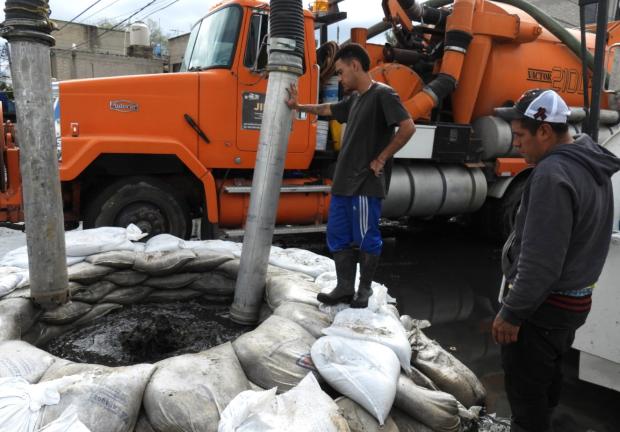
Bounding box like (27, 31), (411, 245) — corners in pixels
(492, 88), (620, 432)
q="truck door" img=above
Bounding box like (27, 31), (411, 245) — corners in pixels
(236, 10), (313, 157)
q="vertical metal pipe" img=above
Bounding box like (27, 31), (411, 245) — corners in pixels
(2, 1), (69, 308)
(589, 0), (609, 143)
(231, 0), (305, 325)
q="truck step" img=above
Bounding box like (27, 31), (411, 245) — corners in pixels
(223, 185), (331, 194)
(221, 224), (327, 238)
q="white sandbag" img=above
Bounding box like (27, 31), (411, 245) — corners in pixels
(311, 336), (400, 426)
(214, 259), (240, 279)
(184, 239), (242, 257)
(67, 262), (115, 285)
(133, 413), (156, 432)
(335, 397), (399, 432)
(394, 374), (460, 432)
(181, 250), (234, 273)
(188, 272), (235, 296)
(232, 315), (319, 393)
(143, 273), (200, 290)
(37, 405), (91, 432)
(133, 250), (196, 276)
(104, 270), (149, 287)
(0, 298), (38, 341)
(268, 248), (335, 279)
(218, 373), (349, 432)
(38, 362), (156, 432)
(86, 251), (137, 269)
(101, 286), (153, 305)
(273, 302), (332, 338)
(0, 341), (57, 383)
(2, 287), (30, 299)
(144, 234), (186, 253)
(39, 301), (92, 325)
(0, 248), (84, 270)
(63, 224), (145, 257)
(70, 281), (117, 304)
(323, 307), (411, 372)
(0, 266), (26, 297)
(72, 303), (123, 327)
(265, 274), (322, 310)
(145, 288), (203, 302)
(143, 342), (250, 432)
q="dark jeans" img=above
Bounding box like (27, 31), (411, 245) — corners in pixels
(501, 320), (577, 432)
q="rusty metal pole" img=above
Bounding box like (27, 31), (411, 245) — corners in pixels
(1, 0), (69, 308)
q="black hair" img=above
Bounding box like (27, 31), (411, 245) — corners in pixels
(518, 116), (569, 135)
(334, 43), (371, 72)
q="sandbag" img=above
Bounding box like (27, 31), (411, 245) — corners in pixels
(133, 413), (156, 432)
(184, 239), (242, 257)
(144, 289), (203, 303)
(390, 408), (435, 432)
(71, 281), (118, 303)
(311, 336), (400, 426)
(265, 274), (322, 310)
(38, 362), (156, 432)
(188, 272), (236, 296)
(268, 247), (335, 278)
(273, 302), (332, 338)
(0, 298), (38, 341)
(63, 225), (145, 256)
(181, 250), (234, 272)
(0, 340), (57, 383)
(2, 287), (30, 299)
(214, 259), (240, 279)
(143, 342), (251, 432)
(258, 303), (273, 323)
(144, 234), (186, 253)
(67, 262), (115, 285)
(73, 303), (123, 327)
(232, 315), (318, 393)
(336, 397), (399, 432)
(22, 322), (71, 347)
(133, 250), (196, 276)
(0, 266), (26, 297)
(0, 248), (84, 269)
(394, 374), (460, 432)
(406, 366), (439, 391)
(323, 307), (411, 372)
(143, 273), (200, 290)
(86, 250), (137, 269)
(104, 270), (149, 287)
(102, 286), (153, 304)
(218, 373), (349, 432)
(409, 325), (486, 408)
(37, 405), (91, 432)
(39, 301), (92, 325)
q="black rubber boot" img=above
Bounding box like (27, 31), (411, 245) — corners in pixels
(351, 251), (380, 308)
(317, 248), (357, 305)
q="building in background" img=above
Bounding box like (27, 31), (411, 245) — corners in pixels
(168, 33), (190, 72)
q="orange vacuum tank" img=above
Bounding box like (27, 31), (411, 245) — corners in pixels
(217, 178), (331, 228)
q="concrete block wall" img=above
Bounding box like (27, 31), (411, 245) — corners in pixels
(51, 49), (164, 80)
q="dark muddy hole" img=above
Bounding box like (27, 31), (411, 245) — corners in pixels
(42, 299), (251, 366)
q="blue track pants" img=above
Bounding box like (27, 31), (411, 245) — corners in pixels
(326, 194), (382, 255)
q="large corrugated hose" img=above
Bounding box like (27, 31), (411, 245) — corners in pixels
(2, 0), (55, 44)
(269, 0), (305, 60)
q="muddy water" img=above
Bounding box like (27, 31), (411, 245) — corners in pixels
(43, 300), (250, 366)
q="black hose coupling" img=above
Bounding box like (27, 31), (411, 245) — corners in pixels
(267, 0), (304, 75)
(1, 0), (56, 46)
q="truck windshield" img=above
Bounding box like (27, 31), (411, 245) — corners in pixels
(181, 5), (242, 71)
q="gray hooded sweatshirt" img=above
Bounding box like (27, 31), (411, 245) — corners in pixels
(500, 134), (620, 327)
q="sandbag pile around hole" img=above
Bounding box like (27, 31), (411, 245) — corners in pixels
(0, 227), (503, 432)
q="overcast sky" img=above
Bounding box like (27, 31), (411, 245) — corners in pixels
(0, 0), (387, 39)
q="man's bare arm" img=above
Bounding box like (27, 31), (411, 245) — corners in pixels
(370, 118), (416, 176)
(285, 83), (332, 116)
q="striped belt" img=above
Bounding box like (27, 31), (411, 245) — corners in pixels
(546, 285), (594, 312)
(550, 285), (594, 298)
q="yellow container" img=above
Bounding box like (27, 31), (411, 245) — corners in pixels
(330, 120), (343, 151)
(312, 0), (329, 12)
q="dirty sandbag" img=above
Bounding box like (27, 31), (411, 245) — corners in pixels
(405, 365), (439, 391)
(144, 234), (186, 253)
(104, 270), (149, 287)
(40, 301), (92, 325)
(144, 288), (203, 303)
(72, 303), (123, 328)
(311, 336), (400, 426)
(476, 413), (511, 432)
(0, 266), (26, 297)
(268, 247), (335, 279)
(214, 259), (240, 279)
(394, 374), (460, 432)
(336, 397), (399, 432)
(409, 325), (486, 408)
(143, 273), (200, 290)
(143, 342), (251, 432)
(67, 262), (115, 285)
(134, 250), (196, 276)
(184, 239), (242, 257)
(232, 315), (319, 393)
(181, 250), (234, 273)
(323, 307), (411, 372)
(38, 362), (156, 432)
(3, 287), (30, 299)
(37, 405), (91, 432)
(22, 322), (71, 347)
(400, 315), (431, 332)
(101, 286), (153, 305)
(63, 224), (146, 257)
(265, 274), (322, 310)
(0, 340), (57, 383)
(188, 272), (236, 296)
(86, 251), (137, 269)
(273, 302), (332, 338)
(133, 412), (156, 432)
(390, 407), (435, 432)
(258, 303), (273, 323)
(70, 281), (117, 304)
(218, 373), (349, 432)
(0, 298), (38, 341)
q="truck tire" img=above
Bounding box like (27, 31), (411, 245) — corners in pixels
(84, 177), (191, 239)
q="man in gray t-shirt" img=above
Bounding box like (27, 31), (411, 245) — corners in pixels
(286, 43), (414, 308)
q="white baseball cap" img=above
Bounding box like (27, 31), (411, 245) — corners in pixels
(495, 89), (572, 124)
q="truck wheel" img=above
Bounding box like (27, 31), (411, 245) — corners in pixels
(84, 178), (191, 239)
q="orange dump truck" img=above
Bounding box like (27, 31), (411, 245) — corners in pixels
(1, 0), (619, 239)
